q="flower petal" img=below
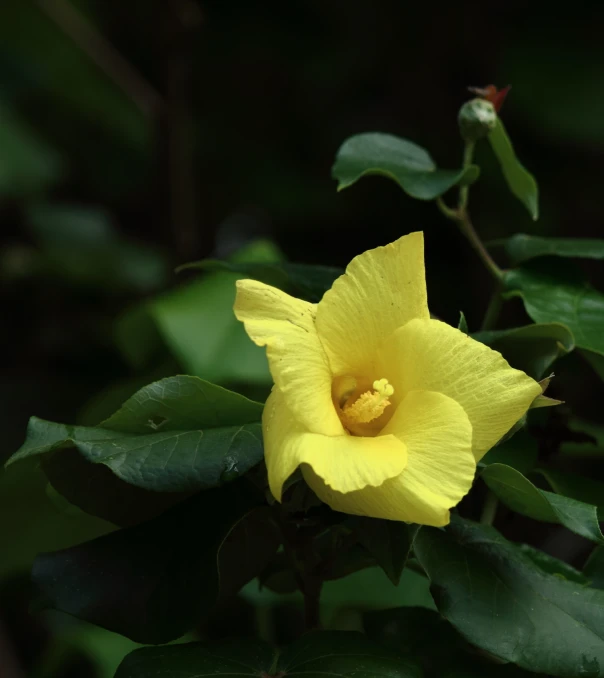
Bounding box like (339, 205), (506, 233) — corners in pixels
(234, 279), (343, 435)
(315, 232), (429, 375)
(303, 390), (475, 526)
(263, 388), (407, 501)
(379, 318), (541, 460)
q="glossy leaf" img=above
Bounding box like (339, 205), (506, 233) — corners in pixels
(350, 518), (417, 586)
(584, 547), (604, 590)
(33, 482), (262, 644)
(115, 630), (421, 678)
(505, 261), (604, 357)
(488, 118), (539, 220)
(6, 376), (264, 524)
(415, 516), (604, 677)
(537, 467), (604, 520)
(497, 233), (604, 265)
(177, 259), (342, 303)
(482, 463), (604, 543)
(332, 132), (479, 200)
(473, 322), (574, 379)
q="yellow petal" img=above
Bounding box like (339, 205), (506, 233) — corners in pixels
(303, 390), (475, 526)
(379, 318), (542, 460)
(263, 388), (407, 501)
(315, 232), (429, 375)
(234, 279), (343, 436)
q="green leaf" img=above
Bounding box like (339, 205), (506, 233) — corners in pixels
(350, 518), (418, 586)
(26, 204), (169, 294)
(177, 259), (342, 303)
(505, 260), (604, 357)
(6, 376), (264, 524)
(457, 311), (469, 334)
(537, 467), (604, 520)
(146, 240), (280, 385)
(495, 233), (604, 265)
(0, 104), (64, 196)
(481, 430), (538, 475)
(115, 630), (421, 678)
(488, 118), (539, 220)
(518, 543), (589, 584)
(332, 132), (479, 200)
(415, 516), (604, 677)
(584, 547), (604, 589)
(473, 322), (574, 379)
(33, 482), (262, 644)
(481, 463), (604, 543)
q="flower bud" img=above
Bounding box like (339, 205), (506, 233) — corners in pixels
(458, 98), (497, 142)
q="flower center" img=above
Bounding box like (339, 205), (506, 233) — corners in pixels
(341, 378), (394, 426)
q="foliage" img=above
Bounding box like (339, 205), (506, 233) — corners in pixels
(3, 16), (604, 674)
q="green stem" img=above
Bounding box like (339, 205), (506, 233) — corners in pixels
(480, 491), (499, 526)
(458, 140), (475, 210)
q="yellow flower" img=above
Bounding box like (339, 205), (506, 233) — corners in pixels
(234, 232), (541, 526)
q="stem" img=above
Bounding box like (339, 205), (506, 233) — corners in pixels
(458, 140), (475, 211)
(457, 208), (503, 283)
(480, 491), (499, 526)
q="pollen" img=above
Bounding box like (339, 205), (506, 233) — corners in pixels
(341, 378), (394, 425)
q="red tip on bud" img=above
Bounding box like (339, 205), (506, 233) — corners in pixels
(467, 84), (511, 113)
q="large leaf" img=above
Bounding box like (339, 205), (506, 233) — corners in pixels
(33, 482), (267, 644)
(496, 233), (604, 265)
(177, 259), (342, 303)
(115, 630), (420, 678)
(415, 516), (604, 677)
(332, 132), (479, 200)
(6, 376), (264, 524)
(349, 518), (417, 586)
(481, 463), (604, 543)
(505, 260), (604, 356)
(488, 118), (539, 220)
(473, 322), (574, 379)
(140, 239), (279, 384)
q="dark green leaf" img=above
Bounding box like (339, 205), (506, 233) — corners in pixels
(350, 518), (418, 585)
(537, 467), (604, 520)
(518, 543), (589, 584)
(488, 118), (539, 220)
(495, 233), (604, 265)
(115, 630), (420, 678)
(33, 482), (261, 644)
(457, 311), (469, 334)
(584, 547), (604, 590)
(505, 260), (604, 357)
(472, 322), (574, 379)
(27, 204), (169, 293)
(332, 132), (479, 200)
(6, 376), (264, 524)
(481, 430), (538, 475)
(415, 516), (604, 677)
(177, 259), (342, 303)
(364, 607), (531, 678)
(482, 463), (604, 543)
(583, 349), (604, 383)
(149, 240), (279, 384)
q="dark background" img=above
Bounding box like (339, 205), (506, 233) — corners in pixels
(2, 1), (604, 675)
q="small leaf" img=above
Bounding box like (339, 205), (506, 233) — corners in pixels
(6, 376), (264, 524)
(472, 322), (574, 379)
(495, 233), (604, 265)
(488, 118), (539, 220)
(457, 311), (469, 334)
(115, 630), (421, 678)
(504, 260), (604, 357)
(414, 516), (604, 677)
(350, 518), (418, 586)
(178, 260), (342, 303)
(481, 463), (604, 543)
(332, 132), (479, 200)
(33, 482), (261, 644)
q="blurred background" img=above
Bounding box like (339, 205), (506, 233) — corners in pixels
(2, 1), (604, 675)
